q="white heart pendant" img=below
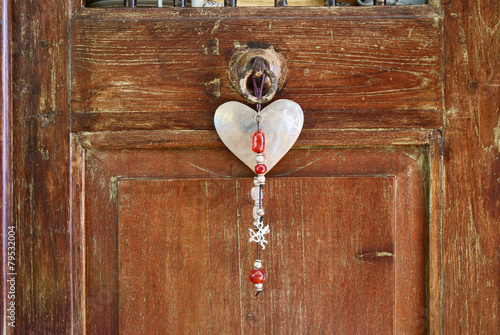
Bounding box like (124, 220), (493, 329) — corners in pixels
(214, 99), (304, 174)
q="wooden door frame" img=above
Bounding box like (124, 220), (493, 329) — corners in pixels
(2, 0), (499, 334)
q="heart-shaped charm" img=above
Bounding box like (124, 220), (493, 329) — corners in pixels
(214, 99), (304, 174)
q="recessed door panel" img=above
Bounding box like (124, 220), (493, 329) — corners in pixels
(79, 145), (427, 334)
(118, 177), (396, 334)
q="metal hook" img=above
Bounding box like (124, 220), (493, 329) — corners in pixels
(238, 58), (278, 105)
(228, 43), (287, 105)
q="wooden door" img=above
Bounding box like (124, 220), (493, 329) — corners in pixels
(68, 4), (442, 334)
(3, 0), (499, 334)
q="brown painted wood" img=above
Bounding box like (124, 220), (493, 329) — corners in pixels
(8, 0), (500, 333)
(442, 0), (500, 333)
(70, 109), (443, 132)
(118, 179), (241, 334)
(70, 6), (443, 131)
(76, 145), (429, 333)
(77, 128), (433, 149)
(10, 0), (71, 333)
(66, 6), (441, 333)
(72, 1), (84, 15)
(118, 177), (396, 334)
(70, 135), (86, 335)
(428, 129), (443, 335)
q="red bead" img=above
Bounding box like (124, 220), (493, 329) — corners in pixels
(249, 269), (266, 284)
(252, 131), (266, 153)
(255, 164), (267, 174)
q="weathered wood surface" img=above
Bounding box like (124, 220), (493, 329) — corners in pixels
(80, 146), (428, 333)
(71, 110), (442, 132)
(77, 128), (433, 148)
(71, 6), (443, 132)
(118, 177), (396, 334)
(70, 135), (86, 335)
(442, 0), (500, 333)
(10, 0), (71, 333)
(428, 130), (443, 335)
(11, 0), (500, 333)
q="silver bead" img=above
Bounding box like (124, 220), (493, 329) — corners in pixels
(254, 260), (262, 269)
(257, 208), (265, 216)
(257, 175), (265, 184)
(255, 283), (263, 290)
(253, 177), (259, 186)
(256, 154), (265, 163)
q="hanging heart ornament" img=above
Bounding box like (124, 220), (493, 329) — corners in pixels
(214, 99), (304, 174)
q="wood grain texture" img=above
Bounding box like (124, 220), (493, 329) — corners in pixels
(70, 135), (86, 334)
(443, 0), (500, 333)
(428, 130), (443, 335)
(11, 0), (71, 333)
(4, 1), (458, 333)
(70, 6), (443, 131)
(263, 177), (395, 334)
(118, 177), (396, 334)
(76, 145), (431, 333)
(71, 0), (84, 15)
(70, 110), (443, 132)
(118, 179), (241, 334)
(77, 128), (433, 149)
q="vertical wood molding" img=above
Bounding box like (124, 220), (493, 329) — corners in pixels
(70, 134), (85, 335)
(428, 129), (443, 335)
(11, 0), (71, 333)
(443, 0), (500, 333)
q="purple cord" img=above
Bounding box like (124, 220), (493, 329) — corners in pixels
(252, 73), (266, 112)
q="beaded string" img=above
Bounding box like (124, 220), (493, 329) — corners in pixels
(248, 73), (269, 296)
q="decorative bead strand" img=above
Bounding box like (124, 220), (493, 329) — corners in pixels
(248, 72), (269, 296)
(248, 123), (270, 295)
(249, 175), (269, 247)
